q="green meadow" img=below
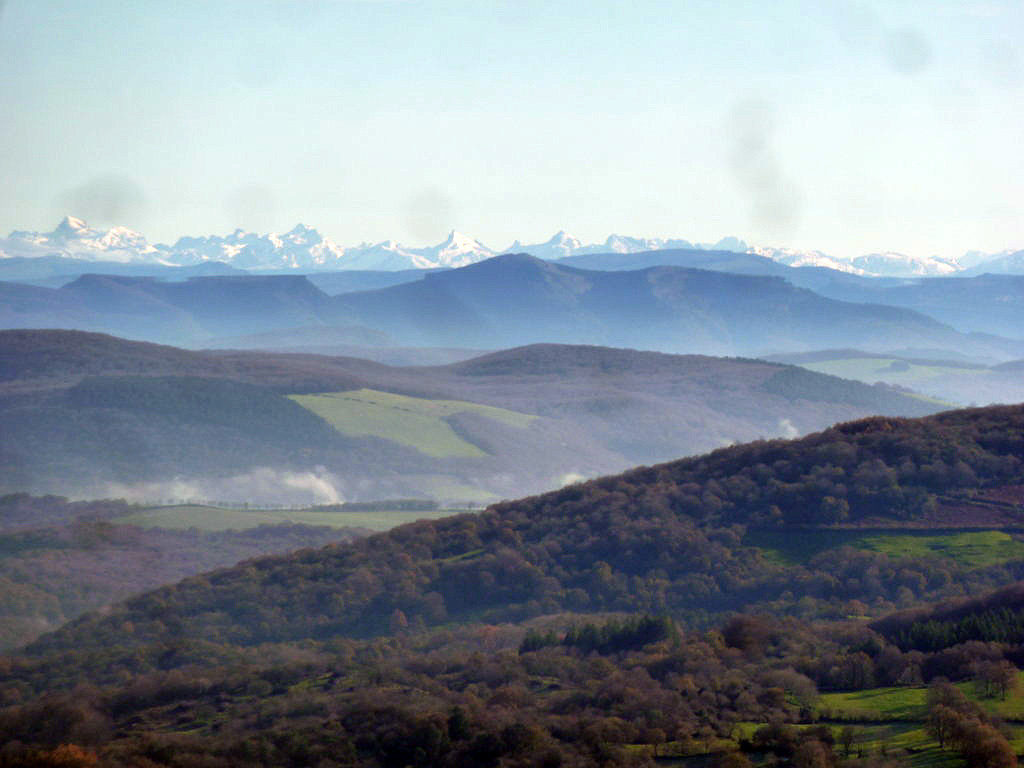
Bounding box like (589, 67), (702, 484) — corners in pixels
(799, 357), (988, 387)
(817, 685), (929, 721)
(805, 674), (1024, 763)
(288, 388), (536, 458)
(631, 723), (968, 767)
(746, 529), (1024, 568)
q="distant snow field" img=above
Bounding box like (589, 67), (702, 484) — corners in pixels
(1, 216), (1020, 277)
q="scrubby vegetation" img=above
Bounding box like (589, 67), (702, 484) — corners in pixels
(6, 604), (1024, 767)
(0, 495), (365, 650)
(2, 403), (1024, 766)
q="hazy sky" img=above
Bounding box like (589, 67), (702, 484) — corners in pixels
(1, 0), (1021, 258)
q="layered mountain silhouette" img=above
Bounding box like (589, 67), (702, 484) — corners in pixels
(553, 250), (1024, 340)
(1, 253), (1019, 357)
(333, 253), (1015, 357)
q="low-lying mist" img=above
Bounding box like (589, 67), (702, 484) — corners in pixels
(96, 466), (345, 507)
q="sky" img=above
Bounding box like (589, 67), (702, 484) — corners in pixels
(0, 0), (1021, 259)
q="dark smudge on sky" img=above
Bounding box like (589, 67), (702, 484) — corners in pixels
(54, 174), (149, 229)
(833, 4), (932, 77)
(882, 26), (932, 75)
(727, 100), (802, 239)
(404, 187), (456, 244)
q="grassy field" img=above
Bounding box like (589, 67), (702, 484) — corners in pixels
(115, 504), (459, 532)
(799, 357), (988, 387)
(288, 388), (536, 458)
(634, 723), (963, 767)
(811, 675), (1024, 757)
(746, 529), (1024, 568)
(818, 685), (928, 721)
(638, 674), (1024, 766)
(959, 670), (1024, 721)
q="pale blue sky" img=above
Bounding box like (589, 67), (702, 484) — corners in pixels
(1, 0), (1020, 258)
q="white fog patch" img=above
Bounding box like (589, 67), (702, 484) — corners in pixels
(556, 472), (587, 487)
(99, 466), (344, 507)
(778, 418), (799, 439)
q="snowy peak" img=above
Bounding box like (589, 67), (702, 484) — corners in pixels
(960, 248), (1024, 276)
(705, 236), (748, 252)
(502, 231), (583, 260)
(851, 252), (960, 277)
(281, 223), (321, 243)
(0, 217), (161, 263)
(509, 231), (702, 260)
(3, 217), (1019, 277)
(169, 225), (348, 270)
(749, 247), (962, 277)
(547, 230), (580, 246)
(53, 215), (90, 239)
(749, 246), (865, 275)
(602, 234), (649, 253)
(411, 230), (495, 268)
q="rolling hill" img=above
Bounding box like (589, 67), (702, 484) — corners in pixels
(554, 249), (1024, 341)
(5, 404), (1024, 767)
(0, 330), (945, 504)
(767, 349), (1024, 406)
(0, 494), (365, 651)
(20, 401), (1024, 656)
(805, 273), (1024, 340)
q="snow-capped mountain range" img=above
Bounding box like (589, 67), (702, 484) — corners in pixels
(5, 216), (170, 264)
(0, 217), (496, 271)
(0, 216), (1019, 278)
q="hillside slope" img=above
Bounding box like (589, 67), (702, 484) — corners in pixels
(334, 253), (1012, 358)
(555, 249), (1024, 341)
(4, 253), (1020, 359)
(768, 348), (1024, 406)
(23, 403), (1024, 657)
(0, 331), (945, 501)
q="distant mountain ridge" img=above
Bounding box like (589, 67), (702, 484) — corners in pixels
(4, 217), (1020, 277)
(0, 218), (496, 272)
(2, 252), (1021, 358)
(331, 253), (1021, 359)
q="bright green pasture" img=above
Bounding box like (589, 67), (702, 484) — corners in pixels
(957, 670), (1024, 720)
(288, 388), (536, 458)
(818, 686), (928, 721)
(746, 529), (1024, 568)
(818, 674), (1024, 723)
(717, 679), (1024, 767)
(860, 530), (1024, 567)
(640, 723), (964, 767)
(115, 504), (456, 532)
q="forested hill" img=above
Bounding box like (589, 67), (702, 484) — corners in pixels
(22, 404), (1024, 661)
(0, 330), (944, 501)
(564, 403), (1024, 528)
(871, 582), (1024, 652)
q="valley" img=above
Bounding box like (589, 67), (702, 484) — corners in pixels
(4, 2), (1023, 764)
(1, 253), (1022, 768)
